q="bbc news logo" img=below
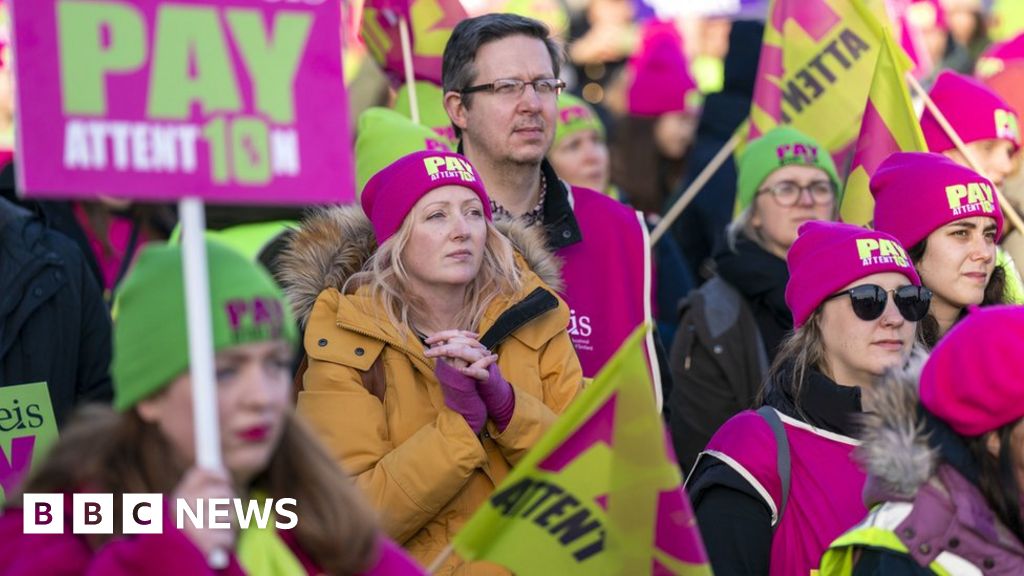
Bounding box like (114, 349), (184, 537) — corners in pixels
(23, 494), (297, 534)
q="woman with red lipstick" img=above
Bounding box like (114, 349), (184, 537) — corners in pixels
(281, 150), (582, 573)
(871, 152), (1009, 347)
(0, 241), (423, 576)
(687, 221), (929, 576)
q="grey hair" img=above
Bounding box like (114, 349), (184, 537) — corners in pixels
(441, 13), (563, 138)
(725, 192), (841, 253)
(726, 204), (758, 252)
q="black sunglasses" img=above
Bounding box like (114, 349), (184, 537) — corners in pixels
(824, 284), (932, 322)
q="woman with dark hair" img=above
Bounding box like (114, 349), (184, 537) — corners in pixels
(0, 241), (420, 575)
(610, 20), (699, 215)
(916, 71), (1024, 305)
(821, 305), (1024, 574)
(871, 152), (1010, 347)
(687, 221), (929, 576)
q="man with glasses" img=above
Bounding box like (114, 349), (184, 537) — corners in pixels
(441, 13), (666, 396)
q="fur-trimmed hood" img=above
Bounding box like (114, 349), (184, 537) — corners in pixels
(276, 205), (563, 328)
(856, 349), (938, 502)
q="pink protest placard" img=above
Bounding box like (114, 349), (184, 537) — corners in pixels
(11, 0), (352, 205)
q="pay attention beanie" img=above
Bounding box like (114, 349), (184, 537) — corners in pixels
(920, 71), (1020, 153)
(871, 151), (1003, 249)
(554, 93), (605, 150)
(112, 241), (297, 411)
(361, 150), (491, 244)
(736, 126), (841, 214)
(355, 107), (452, 195)
(920, 305), (1024, 437)
(786, 221), (921, 328)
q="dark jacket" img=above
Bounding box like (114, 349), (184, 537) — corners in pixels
(667, 236), (790, 471)
(716, 236), (792, 359)
(0, 164), (104, 289)
(669, 20), (764, 281)
(0, 197), (113, 426)
(0, 163), (174, 299)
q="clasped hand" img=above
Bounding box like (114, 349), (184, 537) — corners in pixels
(423, 330), (497, 381)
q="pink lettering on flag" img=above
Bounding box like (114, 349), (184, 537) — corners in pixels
(0, 435), (36, 496)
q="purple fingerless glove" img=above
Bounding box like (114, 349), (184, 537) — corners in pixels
(435, 360), (487, 434)
(479, 364), (515, 432)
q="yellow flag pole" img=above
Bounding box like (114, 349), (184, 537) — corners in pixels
(427, 544), (455, 574)
(650, 131), (741, 246)
(906, 73), (1024, 234)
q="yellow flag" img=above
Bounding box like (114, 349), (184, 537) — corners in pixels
(840, 26), (927, 225)
(451, 326), (712, 575)
(748, 0), (885, 160)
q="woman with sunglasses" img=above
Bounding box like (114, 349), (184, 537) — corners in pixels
(872, 152), (1009, 348)
(668, 125), (840, 472)
(686, 221), (930, 576)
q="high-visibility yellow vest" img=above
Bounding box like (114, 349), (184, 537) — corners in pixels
(818, 502), (982, 576)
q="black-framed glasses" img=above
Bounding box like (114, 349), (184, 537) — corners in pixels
(460, 78), (566, 98)
(825, 284), (932, 322)
(757, 180), (835, 207)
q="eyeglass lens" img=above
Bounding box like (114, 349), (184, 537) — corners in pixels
(846, 285), (931, 322)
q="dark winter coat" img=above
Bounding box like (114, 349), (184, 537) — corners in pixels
(667, 235), (791, 471)
(0, 197), (112, 426)
(669, 20), (764, 281)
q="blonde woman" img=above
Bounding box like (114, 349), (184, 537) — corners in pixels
(280, 150), (582, 574)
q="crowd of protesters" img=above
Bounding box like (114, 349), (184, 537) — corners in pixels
(3, 1), (1024, 575)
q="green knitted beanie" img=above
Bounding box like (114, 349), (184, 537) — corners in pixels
(111, 241), (297, 411)
(735, 126), (841, 214)
(355, 107), (452, 195)
(553, 93), (606, 150)
(393, 81), (459, 150)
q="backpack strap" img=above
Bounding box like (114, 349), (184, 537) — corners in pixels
(757, 406), (791, 530)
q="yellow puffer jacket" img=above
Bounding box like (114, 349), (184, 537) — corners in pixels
(279, 206), (582, 574)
